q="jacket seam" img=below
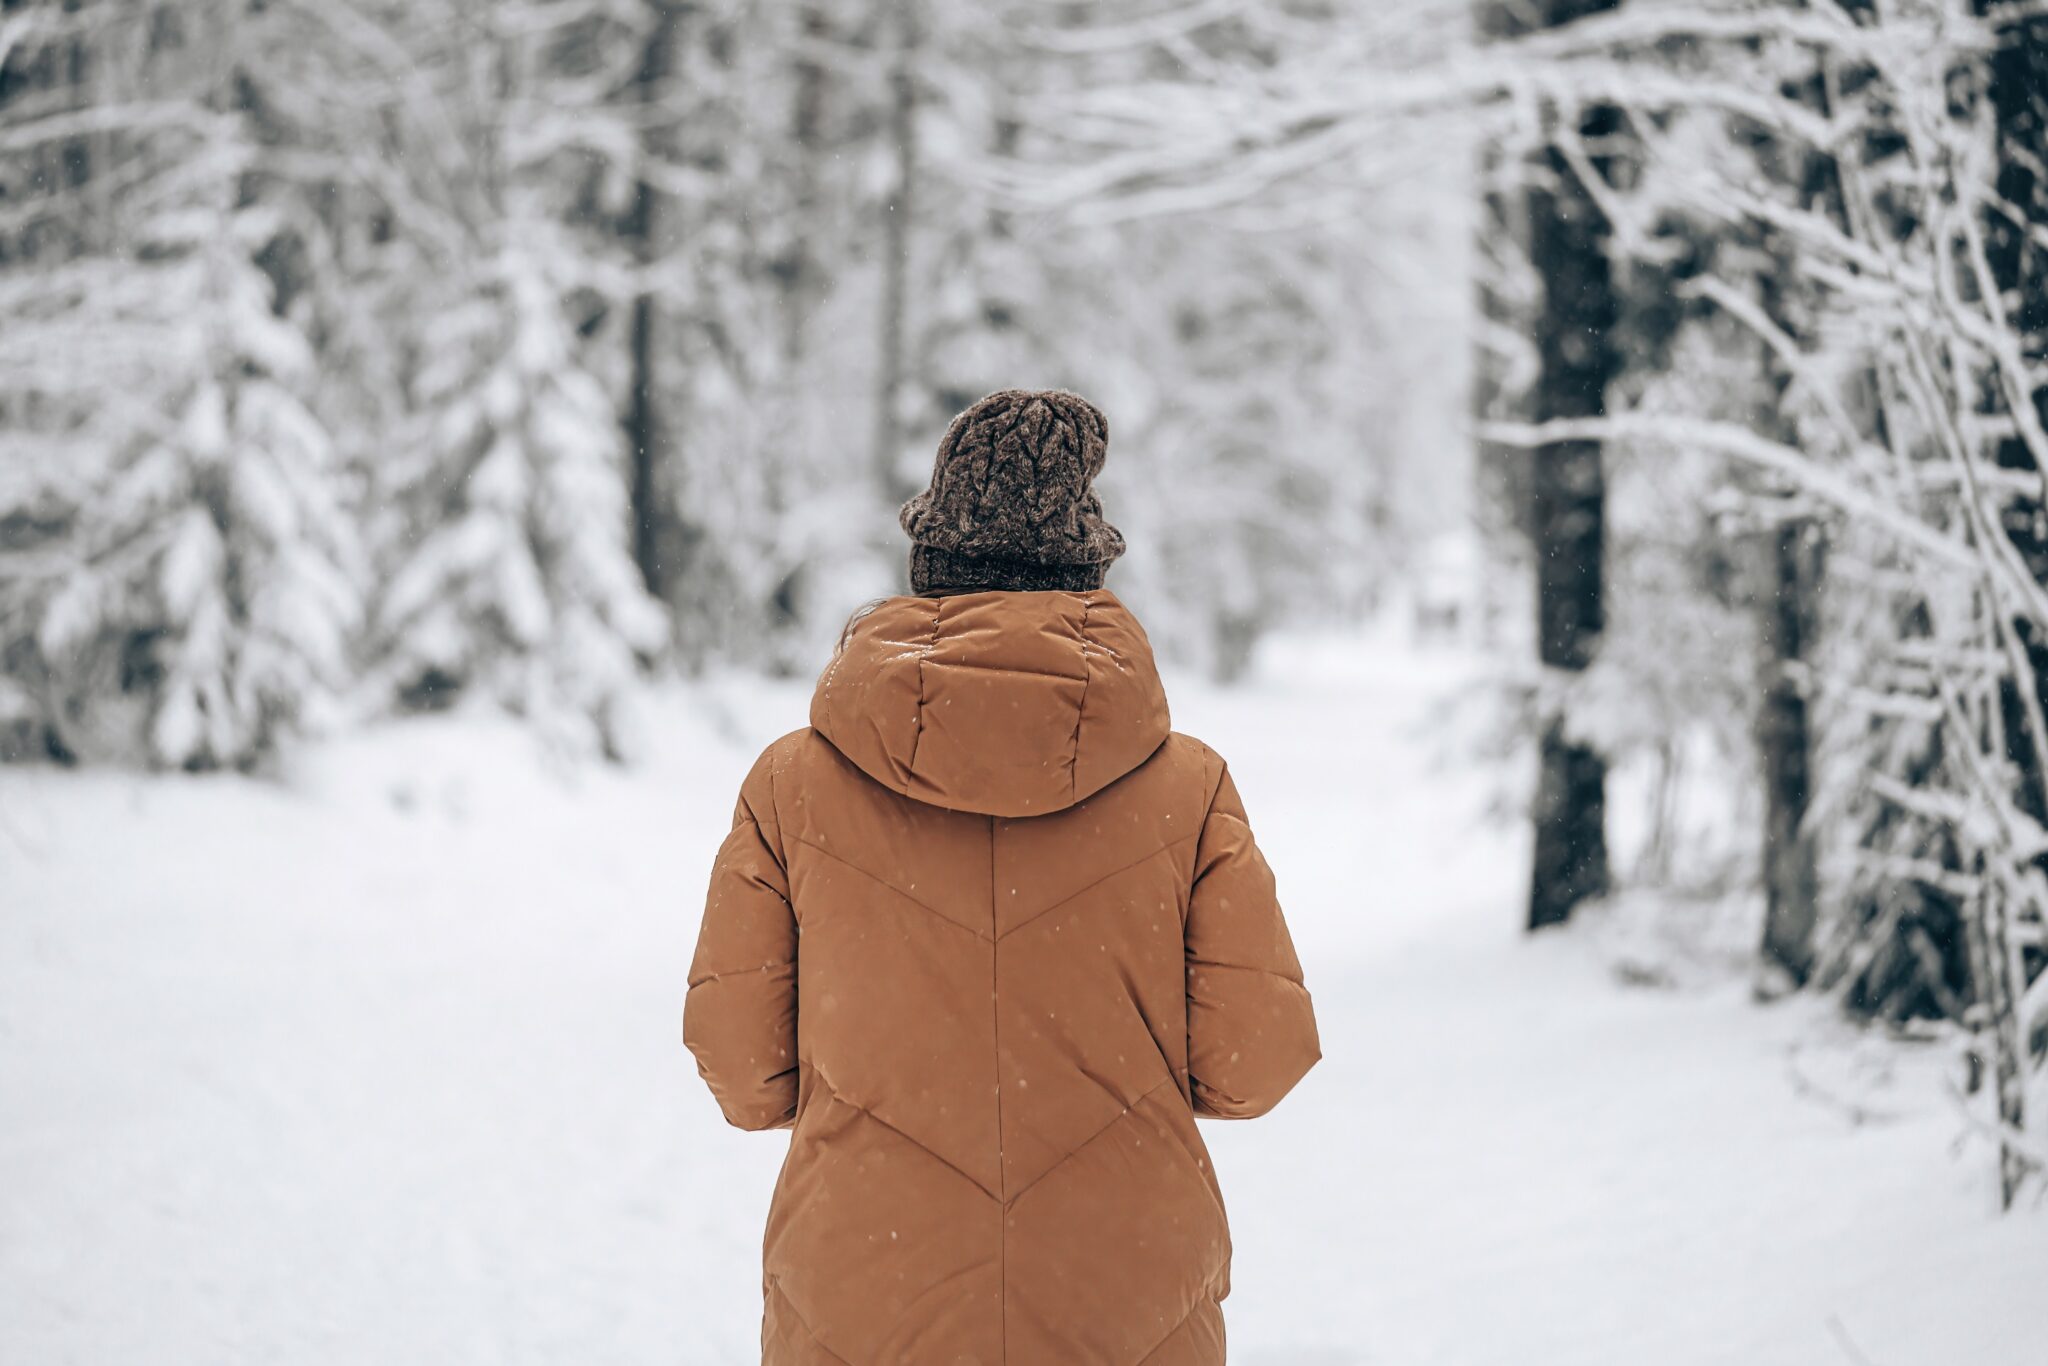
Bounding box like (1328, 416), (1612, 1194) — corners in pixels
(989, 813), (1007, 1366)
(912, 659), (1089, 682)
(1185, 751), (1230, 930)
(1203, 750), (1229, 815)
(717, 810), (787, 877)
(1000, 1072), (1178, 1209)
(1133, 1292), (1216, 1366)
(817, 633), (844, 746)
(997, 832), (1199, 943)
(904, 597), (942, 779)
(685, 961), (796, 990)
(1068, 597), (1094, 804)
(1198, 807), (1255, 843)
(762, 738), (789, 867)
(810, 1065), (1003, 1202)
(781, 831), (993, 943)
(1186, 958), (1310, 989)
(766, 1277), (857, 1366)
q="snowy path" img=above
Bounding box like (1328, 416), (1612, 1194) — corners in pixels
(3, 643), (2043, 1365)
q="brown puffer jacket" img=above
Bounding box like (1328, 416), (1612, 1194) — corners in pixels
(685, 589), (1320, 1365)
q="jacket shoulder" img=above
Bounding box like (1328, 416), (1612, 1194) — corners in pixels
(754, 726), (817, 774)
(1158, 731), (1230, 809)
(735, 728), (819, 823)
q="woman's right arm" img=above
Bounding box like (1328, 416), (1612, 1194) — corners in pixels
(684, 748), (799, 1132)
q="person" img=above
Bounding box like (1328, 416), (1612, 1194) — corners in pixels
(684, 388), (1320, 1365)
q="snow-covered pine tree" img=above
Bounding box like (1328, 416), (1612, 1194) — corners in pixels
(256, 0), (668, 756)
(374, 222), (665, 758)
(0, 7), (365, 768)
(4, 227), (365, 768)
(50, 206), (364, 768)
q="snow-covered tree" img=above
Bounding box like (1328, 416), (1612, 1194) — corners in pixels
(0, 7), (364, 768)
(373, 225), (664, 756)
(1008, 0), (2045, 1207)
(36, 207), (365, 768)
(1477, 0), (2048, 1207)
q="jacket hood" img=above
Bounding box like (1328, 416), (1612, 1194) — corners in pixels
(810, 590), (1170, 818)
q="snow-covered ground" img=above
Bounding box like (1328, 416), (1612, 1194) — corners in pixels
(3, 633), (2043, 1366)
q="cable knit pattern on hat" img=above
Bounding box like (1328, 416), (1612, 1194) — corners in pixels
(899, 388), (1126, 595)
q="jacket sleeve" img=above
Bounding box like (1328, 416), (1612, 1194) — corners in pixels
(683, 748), (799, 1132)
(1185, 760), (1321, 1119)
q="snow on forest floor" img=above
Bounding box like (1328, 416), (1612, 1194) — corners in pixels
(3, 631), (2044, 1366)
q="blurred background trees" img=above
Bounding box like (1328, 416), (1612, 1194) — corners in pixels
(1, 0), (2042, 1202)
(0, 0), (1436, 764)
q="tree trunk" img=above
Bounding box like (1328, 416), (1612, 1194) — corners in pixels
(1758, 520), (1823, 982)
(1974, 0), (2048, 1207)
(1748, 48), (1849, 987)
(623, 3), (685, 603)
(1964, 840), (2031, 1208)
(1979, 6), (2048, 514)
(778, 5), (829, 368)
(871, 0), (919, 508)
(1980, 7), (2048, 805)
(1522, 0), (1619, 931)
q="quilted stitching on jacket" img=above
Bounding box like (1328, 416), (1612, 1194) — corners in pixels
(686, 591), (1319, 1365)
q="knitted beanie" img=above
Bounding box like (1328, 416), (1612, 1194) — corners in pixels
(899, 389), (1126, 596)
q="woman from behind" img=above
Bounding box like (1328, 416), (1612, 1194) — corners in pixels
(685, 388), (1320, 1365)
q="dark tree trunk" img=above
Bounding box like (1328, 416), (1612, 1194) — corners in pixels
(1758, 520), (1823, 982)
(1522, 0), (1620, 931)
(1747, 50), (1848, 988)
(1964, 847), (2030, 1209)
(625, 292), (668, 600)
(1530, 719), (1608, 929)
(623, 3), (685, 603)
(1980, 8), (2048, 776)
(1980, 6), (2048, 515)
(775, 5), (829, 369)
(1975, 0), (2048, 1209)
(871, 0), (920, 507)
